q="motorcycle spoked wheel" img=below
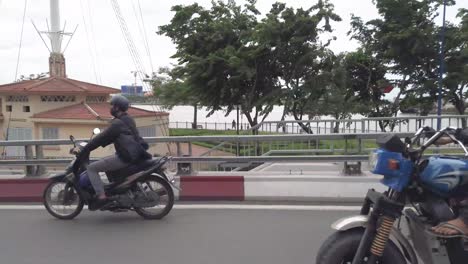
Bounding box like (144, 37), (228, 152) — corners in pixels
(133, 176), (174, 220)
(316, 228), (406, 264)
(43, 181), (84, 220)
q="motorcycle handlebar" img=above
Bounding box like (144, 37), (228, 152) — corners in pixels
(416, 127), (468, 156)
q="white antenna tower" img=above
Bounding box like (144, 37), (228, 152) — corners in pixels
(32, 0), (77, 77)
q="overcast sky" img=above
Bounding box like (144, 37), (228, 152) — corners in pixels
(0, 0), (467, 91)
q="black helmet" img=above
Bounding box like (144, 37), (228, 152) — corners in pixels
(110, 95), (130, 112)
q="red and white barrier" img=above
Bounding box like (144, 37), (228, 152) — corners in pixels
(0, 179), (48, 202)
(0, 175), (383, 203)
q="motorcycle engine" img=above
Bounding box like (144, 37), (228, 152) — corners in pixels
(420, 197), (455, 224)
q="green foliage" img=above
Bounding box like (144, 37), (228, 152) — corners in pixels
(159, 0), (279, 134)
(347, 0), (462, 130)
(151, 67), (195, 109)
(443, 9), (468, 126)
(342, 49), (397, 131)
(259, 1), (341, 133)
(159, 0), (344, 134)
(158, 0), (468, 131)
(320, 54), (360, 119)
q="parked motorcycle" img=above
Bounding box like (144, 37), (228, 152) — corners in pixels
(316, 126), (468, 264)
(43, 128), (177, 220)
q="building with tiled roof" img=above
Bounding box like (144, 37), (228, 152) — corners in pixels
(0, 63), (169, 160)
(0, 76), (119, 95)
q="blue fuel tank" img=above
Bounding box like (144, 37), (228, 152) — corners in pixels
(420, 156), (468, 196)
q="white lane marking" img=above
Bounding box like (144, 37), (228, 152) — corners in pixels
(174, 204), (361, 211)
(0, 204), (361, 211)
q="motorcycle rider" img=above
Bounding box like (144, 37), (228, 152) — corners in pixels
(430, 128), (468, 238)
(72, 95), (151, 209)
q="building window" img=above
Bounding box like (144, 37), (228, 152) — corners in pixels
(23, 106), (30, 112)
(6, 105), (12, 112)
(42, 127), (59, 139)
(40, 95), (76, 102)
(138, 126), (156, 138)
(86, 96), (107, 103)
(6, 95), (28, 102)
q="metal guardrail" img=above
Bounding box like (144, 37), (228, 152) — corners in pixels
(1, 153), (465, 166)
(1, 132), (466, 175)
(169, 115), (468, 134)
(0, 133), (404, 175)
(0, 155), (371, 166)
(0, 133), (414, 146)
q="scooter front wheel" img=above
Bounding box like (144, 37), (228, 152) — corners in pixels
(43, 181), (84, 220)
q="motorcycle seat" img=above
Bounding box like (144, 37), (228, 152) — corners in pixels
(106, 158), (159, 181)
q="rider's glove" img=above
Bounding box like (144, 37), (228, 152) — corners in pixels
(423, 126), (436, 138)
(71, 146), (83, 155)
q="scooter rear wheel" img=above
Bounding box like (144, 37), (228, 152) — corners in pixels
(134, 176), (174, 220)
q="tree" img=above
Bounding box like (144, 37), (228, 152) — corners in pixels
(320, 53), (360, 133)
(344, 49), (393, 131)
(151, 67), (201, 129)
(399, 93), (434, 116)
(159, 0), (280, 134)
(349, 0), (448, 125)
(443, 9), (468, 127)
(257, 1), (341, 133)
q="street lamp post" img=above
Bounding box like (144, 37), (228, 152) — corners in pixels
(236, 105), (240, 156)
(131, 70), (150, 96)
(437, 0), (447, 130)
(131, 71), (137, 95)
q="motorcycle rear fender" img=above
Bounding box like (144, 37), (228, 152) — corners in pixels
(151, 173), (181, 191)
(50, 173), (67, 181)
(332, 215), (418, 264)
(50, 172), (74, 182)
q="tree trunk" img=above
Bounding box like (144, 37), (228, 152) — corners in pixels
(244, 112), (258, 135)
(292, 113), (313, 134)
(192, 104), (198, 129)
(378, 121), (386, 132)
(455, 102), (467, 128)
(333, 114), (340, 133)
(333, 122), (340, 133)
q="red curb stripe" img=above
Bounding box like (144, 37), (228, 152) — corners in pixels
(0, 179), (49, 202)
(179, 176), (244, 201)
(0, 179), (49, 184)
(1, 176), (247, 202)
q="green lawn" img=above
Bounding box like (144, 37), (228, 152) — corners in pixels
(168, 129), (468, 156)
(170, 128), (239, 136)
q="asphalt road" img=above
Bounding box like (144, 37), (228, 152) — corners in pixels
(0, 206), (355, 264)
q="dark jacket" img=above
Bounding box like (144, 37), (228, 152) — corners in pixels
(82, 113), (150, 162)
